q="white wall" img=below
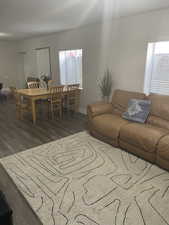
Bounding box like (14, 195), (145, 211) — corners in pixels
(20, 8), (169, 113)
(20, 23), (118, 113)
(0, 41), (24, 88)
(113, 8), (169, 93)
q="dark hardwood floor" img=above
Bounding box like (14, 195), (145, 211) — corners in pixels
(0, 100), (86, 158)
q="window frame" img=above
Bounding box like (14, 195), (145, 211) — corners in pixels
(144, 41), (169, 95)
(58, 48), (83, 88)
(144, 43), (155, 95)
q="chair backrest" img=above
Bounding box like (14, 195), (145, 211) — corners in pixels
(26, 77), (40, 82)
(48, 80), (55, 87)
(9, 86), (16, 98)
(27, 81), (40, 89)
(50, 86), (64, 103)
(67, 87), (80, 106)
(67, 84), (80, 91)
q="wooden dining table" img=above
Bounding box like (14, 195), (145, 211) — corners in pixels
(17, 87), (81, 124)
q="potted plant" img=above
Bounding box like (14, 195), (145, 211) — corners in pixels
(98, 69), (113, 102)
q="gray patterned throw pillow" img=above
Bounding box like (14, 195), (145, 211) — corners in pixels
(122, 99), (151, 123)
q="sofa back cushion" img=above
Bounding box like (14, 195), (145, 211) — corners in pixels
(148, 93), (169, 121)
(147, 93), (169, 130)
(147, 115), (169, 130)
(111, 89), (146, 115)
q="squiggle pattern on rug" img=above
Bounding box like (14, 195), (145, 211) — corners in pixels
(1, 131), (169, 225)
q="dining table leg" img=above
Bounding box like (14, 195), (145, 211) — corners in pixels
(31, 99), (36, 124)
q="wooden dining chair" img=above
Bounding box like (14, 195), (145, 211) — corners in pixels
(67, 84), (80, 90)
(66, 84), (80, 113)
(48, 80), (55, 87)
(14, 90), (31, 120)
(48, 86), (64, 119)
(9, 86), (16, 99)
(27, 81), (45, 112)
(27, 81), (40, 89)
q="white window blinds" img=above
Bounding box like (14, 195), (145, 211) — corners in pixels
(59, 49), (82, 87)
(144, 41), (169, 95)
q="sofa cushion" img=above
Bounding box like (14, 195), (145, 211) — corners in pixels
(92, 114), (129, 144)
(119, 139), (156, 163)
(120, 123), (168, 153)
(147, 115), (169, 130)
(87, 102), (113, 119)
(111, 89), (146, 115)
(148, 93), (169, 121)
(157, 135), (169, 161)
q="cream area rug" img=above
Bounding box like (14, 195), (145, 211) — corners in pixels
(0, 131), (169, 225)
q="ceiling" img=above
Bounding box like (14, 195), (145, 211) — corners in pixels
(0, 0), (169, 40)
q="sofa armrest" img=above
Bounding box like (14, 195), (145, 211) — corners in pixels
(87, 102), (112, 120)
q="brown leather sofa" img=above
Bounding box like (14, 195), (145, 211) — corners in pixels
(87, 89), (169, 171)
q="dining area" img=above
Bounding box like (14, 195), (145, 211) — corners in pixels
(14, 80), (81, 124)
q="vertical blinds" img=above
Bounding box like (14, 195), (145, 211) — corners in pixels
(150, 54), (169, 94)
(144, 42), (169, 95)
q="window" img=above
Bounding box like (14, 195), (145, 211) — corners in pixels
(59, 49), (82, 87)
(144, 41), (169, 95)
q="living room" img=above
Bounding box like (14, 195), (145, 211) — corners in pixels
(0, 1), (169, 225)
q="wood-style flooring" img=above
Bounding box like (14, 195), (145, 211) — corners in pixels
(0, 100), (86, 158)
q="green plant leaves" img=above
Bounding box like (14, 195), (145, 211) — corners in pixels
(98, 69), (113, 98)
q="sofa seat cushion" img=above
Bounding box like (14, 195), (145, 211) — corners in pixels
(120, 123), (168, 153)
(92, 114), (129, 142)
(157, 135), (169, 160)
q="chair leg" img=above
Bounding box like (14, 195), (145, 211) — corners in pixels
(59, 105), (62, 119)
(20, 110), (23, 120)
(16, 109), (21, 120)
(51, 104), (54, 120)
(47, 103), (50, 119)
